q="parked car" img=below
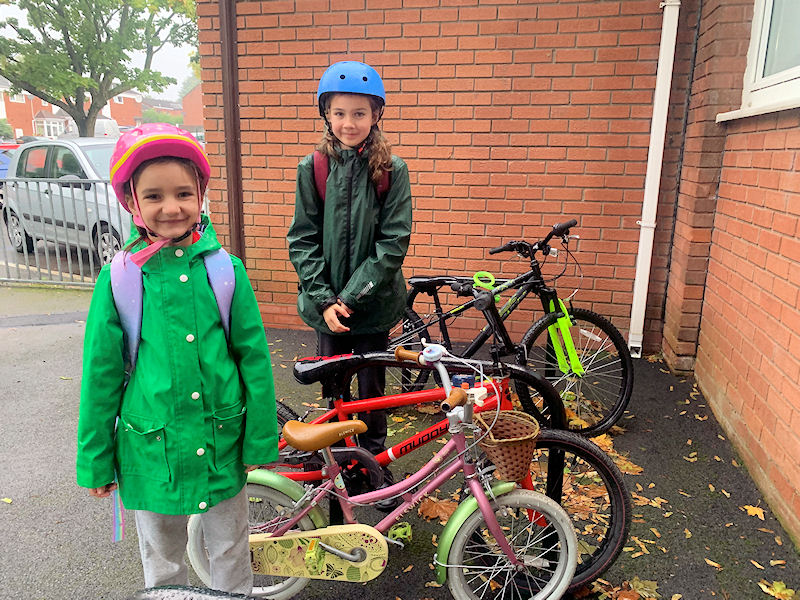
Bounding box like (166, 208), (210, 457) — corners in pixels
(2, 138), (130, 265)
(0, 143), (19, 208)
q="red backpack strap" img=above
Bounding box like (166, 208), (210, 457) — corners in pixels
(376, 168), (390, 201)
(313, 150), (328, 202)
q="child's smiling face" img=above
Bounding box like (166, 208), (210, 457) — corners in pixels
(127, 160), (200, 245)
(326, 93), (379, 149)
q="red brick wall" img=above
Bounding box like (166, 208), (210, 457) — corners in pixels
(695, 109), (800, 541)
(196, 0), (687, 345)
(662, 0), (753, 371)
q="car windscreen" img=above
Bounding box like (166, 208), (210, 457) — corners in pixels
(82, 144), (116, 180)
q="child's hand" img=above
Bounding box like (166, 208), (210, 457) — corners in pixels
(323, 301), (352, 333)
(88, 482), (118, 498)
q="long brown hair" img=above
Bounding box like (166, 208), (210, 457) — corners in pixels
(317, 93), (393, 186)
(123, 156), (201, 252)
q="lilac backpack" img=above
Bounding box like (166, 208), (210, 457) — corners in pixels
(110, 248), (235, 368)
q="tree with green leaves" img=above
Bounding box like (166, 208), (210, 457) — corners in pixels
(142, 107), (182, 125)
(0, 0), (197, 137)
(0, 119), (14, 140)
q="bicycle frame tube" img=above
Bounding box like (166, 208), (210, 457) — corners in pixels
(275, 381), (513, 477)
(273, 424), (523, 567)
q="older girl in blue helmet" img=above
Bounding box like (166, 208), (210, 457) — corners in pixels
(287, 61), (413, 493)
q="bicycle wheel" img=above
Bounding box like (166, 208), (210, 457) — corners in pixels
(276, 401), (299, 429)
(186, 483), (316, 599)
(386, 308), (435, 393)
(447, 489), (576, 600)
(518, 307), (633, 436)
(529, 428), (630, 591)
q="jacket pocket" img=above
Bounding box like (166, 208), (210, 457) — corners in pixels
(212, 403), (246, 469)
(117, 414), (171, 482)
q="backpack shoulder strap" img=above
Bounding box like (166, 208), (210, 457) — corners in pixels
(377, 169), (390, 202)
(312, 150), (328, 202)
(203, 248), (235, 340)
(110, 251), (143, 369)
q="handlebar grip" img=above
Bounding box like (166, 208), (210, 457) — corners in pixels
(394, 346), (422, 365)
(440, 388), (468, 412)
(543, 219), (578, 245)
(489, 242), (515, 255)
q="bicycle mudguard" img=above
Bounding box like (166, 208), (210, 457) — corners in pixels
(246, 468), (328, 529)
(433, 481), (517, 585)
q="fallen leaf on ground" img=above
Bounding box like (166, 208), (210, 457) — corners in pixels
(757, 580), (796, 599)
(742, 505), (766, 520)
(705, 558), (722, 569)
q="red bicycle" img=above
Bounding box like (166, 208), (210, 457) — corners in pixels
(269, 349), (630, 592)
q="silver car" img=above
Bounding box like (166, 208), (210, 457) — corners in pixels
(2, 138), (131, 265)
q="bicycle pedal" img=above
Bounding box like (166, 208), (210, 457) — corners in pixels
(388, 521), (413, 543)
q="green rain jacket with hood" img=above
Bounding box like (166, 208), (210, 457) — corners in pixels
(76, 216), (279, 515)
(287, 148), (412, 334)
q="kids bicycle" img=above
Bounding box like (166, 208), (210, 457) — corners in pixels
(188, 344), (578, 599)
(388, 219), (634, 437)
(241, 350), (629, 593)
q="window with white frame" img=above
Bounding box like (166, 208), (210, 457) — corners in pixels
(742, 0), (800, 112)
(9, 93), (24, 103)
(114, 95), (123, 104)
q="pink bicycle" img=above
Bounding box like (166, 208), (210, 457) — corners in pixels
(188, 344), (577, 599)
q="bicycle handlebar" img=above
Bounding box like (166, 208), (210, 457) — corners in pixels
(440, 388), (468, 412)
(394, 346), (422, 364)
(541, 218), (578, 247)
(489, 218), (578, 257)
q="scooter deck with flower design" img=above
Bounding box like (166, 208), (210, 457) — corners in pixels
(250, 524), (389, 582)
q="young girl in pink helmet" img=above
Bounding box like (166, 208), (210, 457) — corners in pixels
(76, 123), (278, 594)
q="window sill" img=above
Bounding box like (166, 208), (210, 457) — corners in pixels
(716, 99), (800, 122)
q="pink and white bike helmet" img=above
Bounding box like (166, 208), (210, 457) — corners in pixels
(109, 123), (210, 265)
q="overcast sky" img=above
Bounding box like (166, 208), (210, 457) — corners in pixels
(0, 4), (195, 101)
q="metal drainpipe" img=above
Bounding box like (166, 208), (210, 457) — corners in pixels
(627, 0), (681, 358)
(219, 0), (245, 263)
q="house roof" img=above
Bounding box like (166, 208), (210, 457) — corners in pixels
(142, 97), (182, 110)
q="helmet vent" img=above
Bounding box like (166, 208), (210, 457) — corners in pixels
(340, 74), (346, 79)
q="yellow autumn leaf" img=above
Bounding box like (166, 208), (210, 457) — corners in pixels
(650, 527), (661, 538)
(751, 560), (765, 569)
(705, 558), (722, 569)
(742, 505), (766, 520)
(684, 528), (692, 538)
(672, 595), (683, 600)
(757, 580), (796, 599)
(770, 560), (786, 566)
(403, 564), (413, 572)
(1, 498), (11, 504)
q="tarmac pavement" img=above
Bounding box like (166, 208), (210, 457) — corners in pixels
(1, 283), (798, 600)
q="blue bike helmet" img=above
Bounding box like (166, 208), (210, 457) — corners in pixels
(317, 61), (386, 118)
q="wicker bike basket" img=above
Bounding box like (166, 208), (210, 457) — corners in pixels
(473, 410), (541, 481)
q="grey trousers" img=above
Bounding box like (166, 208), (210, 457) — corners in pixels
(134, 486), (252, 595)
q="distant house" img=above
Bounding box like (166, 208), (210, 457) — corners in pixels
(0, 75), (56, 138)
(181, 83), (204, 137)
(142, 97), (183, 120)
(108, 91), (143, 127)
(32, 109), (71, 138)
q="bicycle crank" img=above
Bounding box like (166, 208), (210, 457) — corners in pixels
(250, 524), (388, 581)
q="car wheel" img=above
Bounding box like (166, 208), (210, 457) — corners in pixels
(5, 208), (34, 253)
(94, 222), (121, 265)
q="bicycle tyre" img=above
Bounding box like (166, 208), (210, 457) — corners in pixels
(386, 307), (434, 393)
(528, 428), (630, 591)
(447, 489), (577, 600)
(518, 307), (633, 436)
(186, 483), (316, 599)
(276, 401), (300, 429)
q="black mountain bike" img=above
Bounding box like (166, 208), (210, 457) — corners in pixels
(388, 219), (634, 437)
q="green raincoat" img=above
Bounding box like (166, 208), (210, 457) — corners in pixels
(287, 149), (412, 334)
(76, 216), (278, 515)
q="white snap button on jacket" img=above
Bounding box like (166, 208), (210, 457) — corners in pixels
(179, 274), (188, 282)
(197, 448), (205, 456)
(175, 248), (184, 257)
(191, 392), (200, 400)
(186, 334), (195, 342)
(198, 501), (207, 510)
